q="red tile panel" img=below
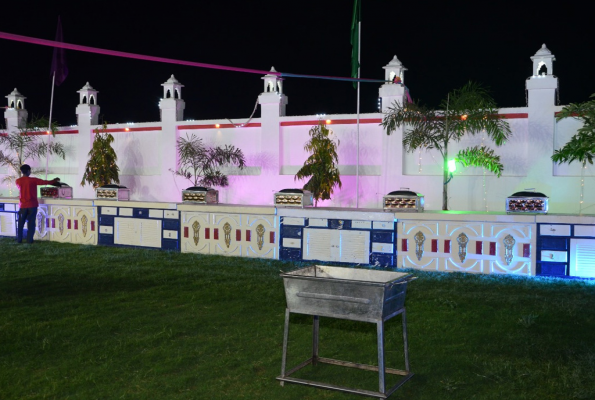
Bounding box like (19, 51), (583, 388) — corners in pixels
(523, 244), (531, 258)
(444, 240), (451, 253)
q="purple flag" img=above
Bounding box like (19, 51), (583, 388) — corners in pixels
(50, 16), (68, 86)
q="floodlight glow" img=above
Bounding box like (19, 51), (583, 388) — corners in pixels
(326, 119), (331, 124)
(215, 124), (220, 128)
(448, 159), (457, 173)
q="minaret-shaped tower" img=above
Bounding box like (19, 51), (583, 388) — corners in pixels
(4, 88), (28, 133)
(525, 44), (559, 187)
(379, 56), (407, 112)
(75, 82), (101, 198)
(159, 74), (185, 122)
(258, 67), (288, 178)
(258, 67), (287, 116)
(526, 44), (558, 108)
(378, 56), (408, 195)
(76, 82), (100, 125)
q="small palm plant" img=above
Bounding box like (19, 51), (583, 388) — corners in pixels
(0, 116), (65, 184)
(295, 122), (342, 206)
(80, 123), (120, 188)
(382, 82), (511, 210)
(172, 133), (246, 188)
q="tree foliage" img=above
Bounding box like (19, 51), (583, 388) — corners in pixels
(0, 116), (66, 184)
(80, 123), (120, 188)
(295, 122), (342, 206)
(551, 93), (595, 166)
(456, 146), (503, 177)
(172, 133), (246, 188)
(381, 82), (511, 210)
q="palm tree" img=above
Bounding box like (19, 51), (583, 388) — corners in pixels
(0, 116), (65, 185)
(382, 82), (511, 210)
(295, 122), (342, 206)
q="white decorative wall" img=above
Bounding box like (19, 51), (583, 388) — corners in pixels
(2, 46), (591, 213)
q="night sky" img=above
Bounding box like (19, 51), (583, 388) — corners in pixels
(1, 1), (593, 128)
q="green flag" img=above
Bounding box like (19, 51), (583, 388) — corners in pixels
(350, 0), (361, 89)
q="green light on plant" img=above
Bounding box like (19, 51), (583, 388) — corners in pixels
(448, 159), (457, 173)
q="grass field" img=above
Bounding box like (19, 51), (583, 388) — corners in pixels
(1, 238), (594, 399)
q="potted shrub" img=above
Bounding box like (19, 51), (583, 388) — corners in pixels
(295, 122), (342, 207)
(80, 123), (127, 200)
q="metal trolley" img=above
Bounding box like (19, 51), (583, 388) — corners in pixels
(278, 265), (415, 399)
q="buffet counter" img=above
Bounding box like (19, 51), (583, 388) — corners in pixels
(2, 196), (594, 278)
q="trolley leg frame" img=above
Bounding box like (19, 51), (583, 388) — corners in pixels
(277, 308), (413, 399)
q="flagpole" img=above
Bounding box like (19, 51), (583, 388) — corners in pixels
(356, 20), (361, 209)
(46, 71), (55, 181)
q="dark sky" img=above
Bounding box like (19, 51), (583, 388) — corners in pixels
(1, 1), (593, 127)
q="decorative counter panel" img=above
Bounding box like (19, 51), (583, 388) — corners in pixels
(395, 212), (536, 276)
(95, 200), (179, 250)
(41, 199), (97, 245)
(177, 204), (277, 258)
(278, 207), (396, 267)
(536, 214), (595, 278)
(0, 199), (18, 237)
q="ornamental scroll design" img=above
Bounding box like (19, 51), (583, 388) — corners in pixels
(81, 215), (88, 237)
(223, 222), (232, 248)
(58, 214), (65, 235)
(414, 231), (425, 261)
(36, 212), (44, 236)
(503, 234), (516, 265)
(457, 233), (469, 263)
(192, 221), (200, 246)
(256, 224), (265, 251)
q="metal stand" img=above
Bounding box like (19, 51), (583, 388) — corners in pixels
(278, 307), (413, 399)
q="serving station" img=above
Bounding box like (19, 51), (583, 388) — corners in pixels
(1, 195), (595, 279)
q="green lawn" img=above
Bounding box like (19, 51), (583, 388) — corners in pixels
(1, 238), (594, 399)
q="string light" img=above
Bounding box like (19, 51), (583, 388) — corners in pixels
(418, 149), (422, 173)
(579, 162), (585, 215)
(482, 130), (488, 211)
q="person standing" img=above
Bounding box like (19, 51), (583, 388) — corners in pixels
(15, 164), (60, 244)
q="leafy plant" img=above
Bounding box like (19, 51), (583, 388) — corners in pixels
(0, 116), (65, 184)
(172, 133), (246, 188)
(382, 82), (511, 210)
(80, 123), (120, 188)
(552, 93), (595, 166)
(295, 122), (342, 206)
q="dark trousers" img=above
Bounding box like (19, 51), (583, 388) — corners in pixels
(17, 207), (38, 244)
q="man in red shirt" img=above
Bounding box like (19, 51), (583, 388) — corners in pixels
(15, 164), (60, 244)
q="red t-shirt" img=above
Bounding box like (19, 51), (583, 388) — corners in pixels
(16, 176), (54, 208)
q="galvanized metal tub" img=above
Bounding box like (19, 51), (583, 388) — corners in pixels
(279, 265), (415, 398)
(281, 265), (412, 323)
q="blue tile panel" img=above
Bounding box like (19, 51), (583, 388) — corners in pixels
(279, 217), (396, 267)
